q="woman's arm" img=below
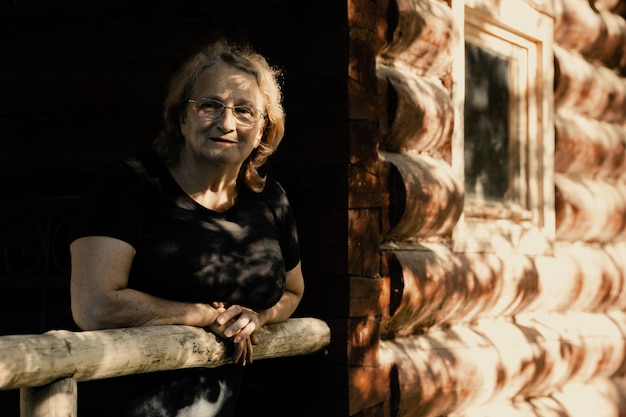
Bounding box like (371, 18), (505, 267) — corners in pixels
(258, 262), (305, 325)
(70, 236), (222, 330)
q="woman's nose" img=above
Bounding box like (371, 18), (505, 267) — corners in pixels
(216, 107), (237, 131)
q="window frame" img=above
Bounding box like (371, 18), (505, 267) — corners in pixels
(451, 0), (555, 254)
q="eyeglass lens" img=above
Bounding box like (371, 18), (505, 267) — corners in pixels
(192, 98), (261, 125)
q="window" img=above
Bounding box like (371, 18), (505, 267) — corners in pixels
(451, 0), (554, 253)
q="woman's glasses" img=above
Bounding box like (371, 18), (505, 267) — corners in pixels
(188, 98), (265, 126)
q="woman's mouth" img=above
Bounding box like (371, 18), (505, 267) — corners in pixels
(211, 137), (237, 144)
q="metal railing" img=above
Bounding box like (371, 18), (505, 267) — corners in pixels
(0, 318), (330, 417)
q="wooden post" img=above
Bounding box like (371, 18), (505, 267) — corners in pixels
(20, 378), (77, 417)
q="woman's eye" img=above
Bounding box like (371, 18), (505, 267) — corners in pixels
(235, 106), (253, 115)
(200, 100), (222, 110)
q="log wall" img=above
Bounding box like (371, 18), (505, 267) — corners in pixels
(347, 0), (626, 416)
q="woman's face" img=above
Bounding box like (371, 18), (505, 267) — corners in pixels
(180, 62), (265, 170)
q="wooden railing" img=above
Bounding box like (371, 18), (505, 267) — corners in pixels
(0, 318), (330, 417)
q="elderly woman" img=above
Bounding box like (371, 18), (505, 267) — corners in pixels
(70, 40), (303, 417)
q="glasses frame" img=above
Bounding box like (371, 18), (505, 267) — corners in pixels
(187, 98), (266, 126)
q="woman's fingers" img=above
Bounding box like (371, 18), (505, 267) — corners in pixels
(232, 340), (244, 365)
(212, 304), (260, 364)
(215, 305), (243, 325)
(231, 318), (257, 343)
(246, 337), (254, 364)
(231, 337), (254, 366)
(216, 305), (260, 341)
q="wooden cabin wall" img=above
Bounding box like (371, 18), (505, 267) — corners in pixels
(345, 0), (626, 416)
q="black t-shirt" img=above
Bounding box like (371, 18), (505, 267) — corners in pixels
(72, 151), (301, 417)
(74, 151), (300, 310)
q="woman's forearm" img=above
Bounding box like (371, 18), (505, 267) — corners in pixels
(72, 287), (221, 330)
(257, 289), (302, 326)
(257, 262), (305, 326)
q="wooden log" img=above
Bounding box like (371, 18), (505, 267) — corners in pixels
(348, 317), (381, 367)
(554, 45), (626, 123)
(349, 208), (382, 277)
(377, 65), (453, 153)
(380, 152), (463, 241)
(350, 276), (388, 318)
(349, 123), (387, 177)
(452, 397), (570, 417)
(555, 174), (626, 242)
(379, 311), (626, 417)
(610, 1), (626, 15)
(591, 0), (623, 13)
(349, 364), (390, 415)
(555, 110), (626, 178)
(348, 0), (389, 124)
(530, 243), (626, 312)
(553, 0), (626, 69)
(604, 241), (626, 290)
(381, 246), (513, 336)
(413, 242), (625, 324)
(0, 318), (330, 391)
(551, 378), (626, 417)
(454, 377), (626, 416)
(20, 378), (77, 417)
(377, 0), (459, 77)
(381, 242), (626, 337)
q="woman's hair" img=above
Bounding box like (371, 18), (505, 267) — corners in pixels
(153, 40), (285, 192)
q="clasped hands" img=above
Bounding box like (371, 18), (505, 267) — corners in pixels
(208, 302), (260, 366)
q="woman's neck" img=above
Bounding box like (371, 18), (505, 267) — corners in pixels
(170, 157), (240, 212)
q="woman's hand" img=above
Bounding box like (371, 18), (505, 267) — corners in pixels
(207, 260), (306, 365)
(215, 304), (261, 343)
(208, 304), (259, 365)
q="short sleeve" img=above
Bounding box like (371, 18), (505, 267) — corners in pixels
(263, 179), (301, 271)
(71, 157), (149, 248)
